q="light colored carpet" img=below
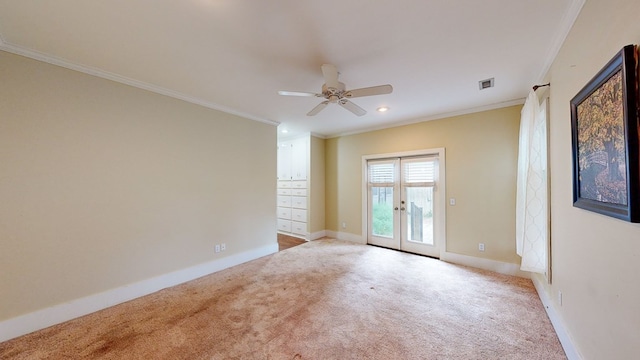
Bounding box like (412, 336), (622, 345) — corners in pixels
(0, 239), (566, 359)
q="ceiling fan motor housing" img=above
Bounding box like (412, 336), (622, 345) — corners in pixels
(322, 82), (346, 97)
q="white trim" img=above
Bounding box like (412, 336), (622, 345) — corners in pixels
(309, 132), (328, 139)
(535, 0), (586, 82)
(531, 276), (583, 360)
(309, 230), (327, 240)
(0, 42), (279, 127)
(325, 230), (366, 244)
(440, 251), (531, 278)
(325, 230), (531, 279)
(0, 243), (278, 342)
(277, 231), (308, 241)
(326, 99), (524, 138)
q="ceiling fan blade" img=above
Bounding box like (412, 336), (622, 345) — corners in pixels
(307, 101), (329, 116)
(339, 99), (367, 116)
(321, 64), (340, 89)
(278, 90), (321, 97)
(344, 84), (393, 98)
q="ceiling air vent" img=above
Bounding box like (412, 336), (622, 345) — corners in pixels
(479, 78), (494, 90)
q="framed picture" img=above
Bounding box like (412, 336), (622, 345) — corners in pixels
(570, 44), (640, 222)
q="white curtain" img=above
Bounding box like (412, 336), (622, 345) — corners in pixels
(516, 91), (548, 274)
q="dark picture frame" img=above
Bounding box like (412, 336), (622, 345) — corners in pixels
(570, 44), (640, 222)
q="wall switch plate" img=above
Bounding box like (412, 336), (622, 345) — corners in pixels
(221, 243), (226, 251)
(215, 244), (221, 253)
(478, 243), (485, 251)
(558, 291), (563, 306)
(342, 222), (346, 229)
(449, 198), (456, 206)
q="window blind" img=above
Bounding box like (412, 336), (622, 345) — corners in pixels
(403, 158), (436, 186)
(368, 162), (395, 185)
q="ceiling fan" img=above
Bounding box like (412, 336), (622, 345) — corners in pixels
(278, 64), (393, 117)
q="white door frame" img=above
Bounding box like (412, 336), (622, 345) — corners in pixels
(362, 148), (446, 257)
(366, 158), (401, 249)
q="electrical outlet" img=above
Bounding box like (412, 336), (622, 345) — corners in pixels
(221, 243), (226, 251)
(215, 244), (221, 253)
(558, 291), (563, 306)
(342, 222), (346, 229)
(478, 243), (485, 252)
(449, 198), (456, 206)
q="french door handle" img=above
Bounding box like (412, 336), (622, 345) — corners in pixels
(394, 207), (399, 211)
(401, 207), (405, 211)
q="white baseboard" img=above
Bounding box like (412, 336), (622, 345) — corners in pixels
(277, 231), (307, 240)
(0, 243), (278, 343)
(440, 251), (531, 278)
(531, 276), (582, 360)
(325, 230), (366, 244)
(309, 230), (327, 241)
(322, 231), (528, 278)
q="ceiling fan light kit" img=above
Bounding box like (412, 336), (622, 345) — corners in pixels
(278, 64), (393, 117)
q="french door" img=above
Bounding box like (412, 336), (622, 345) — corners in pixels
(366, 154), (443, 258)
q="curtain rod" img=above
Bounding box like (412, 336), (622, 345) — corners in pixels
(532, 83), (550, 91)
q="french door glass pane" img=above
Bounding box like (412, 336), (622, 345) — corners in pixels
(371, 186), (394, 237)
(405, 186), (434, 245)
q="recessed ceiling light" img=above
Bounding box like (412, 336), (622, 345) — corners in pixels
(377, 107), (389, 112)
(281, 129), (288, 133)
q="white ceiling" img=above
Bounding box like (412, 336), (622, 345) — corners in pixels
(0, 0), (583, 138)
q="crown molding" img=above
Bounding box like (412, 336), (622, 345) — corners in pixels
(325, 98), (525, 139)
(309, 132), (328, 139)
(535, 0), (586, 82)
(0, 41), (280, 127)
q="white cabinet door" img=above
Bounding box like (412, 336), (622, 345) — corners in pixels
(277, 207), (292, 220)
(278, 219), (292, 232)
(291, 138), (308, 180)
(291, 208), (307, 222)
(277, 196), (292, 207)
(277, 142), (292, 180)
(291, 221), (307, 236)
(291, 180), (306, 189)
(291, 188), (306, 196)
(291, 196), (307, 209)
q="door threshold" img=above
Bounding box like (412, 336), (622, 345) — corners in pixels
(366, 243), (440, 260)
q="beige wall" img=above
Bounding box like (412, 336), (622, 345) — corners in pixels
(326, 105), (521, 263)
(0, 51), (276, 321)
(539, 0), (640, 358)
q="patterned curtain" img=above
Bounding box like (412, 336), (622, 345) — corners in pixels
(516, 91), (548, 274)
